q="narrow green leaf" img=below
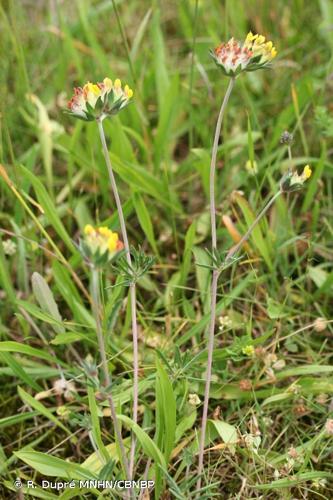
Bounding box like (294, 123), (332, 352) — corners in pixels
(117, 414), (166, 470)
(87, 385), (110, 464)
(0, 238), (16, 302)
(0, 352), (42, 392)
(18, 386), (70, 435)
(0, 341), (58, 363)
(32, 272), (65, 335)
(132, 192), (159, 255)
(15, 450), (96, 480)
(208, 420), (238, 446)
(234, 194), (273, 269)
(19, 165), (76, 253)
(192, 246), (212, 313)
(301, 143), (325, 212)
(156, 358), (176, 462)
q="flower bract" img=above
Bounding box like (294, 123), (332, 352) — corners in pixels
(211, 32), (277, 77)
(280, 165), (312, 192)
(67, 78), (133, 121)
(80, 224), (124, 266)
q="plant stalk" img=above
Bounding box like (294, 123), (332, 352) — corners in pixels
(196, 190), (282, 494)
(196, 77), (235, 493)
(97, 119), (139, 479)
(91, 267), (131, 493)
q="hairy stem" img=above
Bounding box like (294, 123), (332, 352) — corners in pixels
(91, 268), (131, 493)
(97, 119), (139, 479)
(196, 77), (235, 493)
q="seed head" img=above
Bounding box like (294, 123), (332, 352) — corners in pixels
(314, 317), (327, 332)
(280, 130), (294, 145)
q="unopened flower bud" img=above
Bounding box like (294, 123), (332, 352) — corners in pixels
(280, 130), (294, 145)
(314, 317), (327, 332)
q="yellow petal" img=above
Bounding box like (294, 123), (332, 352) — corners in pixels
(84, 224), (94, 235)
(85, 82), (100, 95)
(108, 233), (119, 252)
(114, 78), (121, 89)
(103, 77), (112, 90)
(98, 226), (112, 237)
(303, 165), (312, 179)
(256, 35), (266, 44)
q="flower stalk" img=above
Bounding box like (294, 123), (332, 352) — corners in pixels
(196, 162), (311, 494)
(196, 77), (235, 492)
(90, 267), (131, 488)
(196, 33), (279, 492)
(97, 119), (139, 478)
(225, 190), (282, 263)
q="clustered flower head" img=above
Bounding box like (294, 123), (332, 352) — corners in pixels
(3, 239), (17, 256)
(280, 164), (312, 192)
(188, 393), (201, 406)
(280, 130), (294, 145)
(325, 418), (333, 436)
(218, 315), (232, 331)
(67, 78), (133, 121)
(211, 32), (277, 77)
(245, 159), (258, 175)
(80, 224), (124, 267)
(242, 345), (255, 357)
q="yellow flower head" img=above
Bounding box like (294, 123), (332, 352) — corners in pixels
(280, 165), (312, 192)
(212, 32), (277, 77)
(244, 31), (277, 63)
(242, 345), (255, 357)
(67, 77), (134, 121)
(81, 224), (123, 265)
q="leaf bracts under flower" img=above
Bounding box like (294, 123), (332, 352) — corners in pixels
(79, 224), (124, 267)
(67, 78), (133, 121)
(280, 165), (312, 192)
(211, 32), (277, 77)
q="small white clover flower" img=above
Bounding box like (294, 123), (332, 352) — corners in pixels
(3, 239), (17, 256)
(314, 317), (327, 332)
(218, 315), (232, 331)
(53, 378), (76, 401)
(272, 359), (286, 371)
